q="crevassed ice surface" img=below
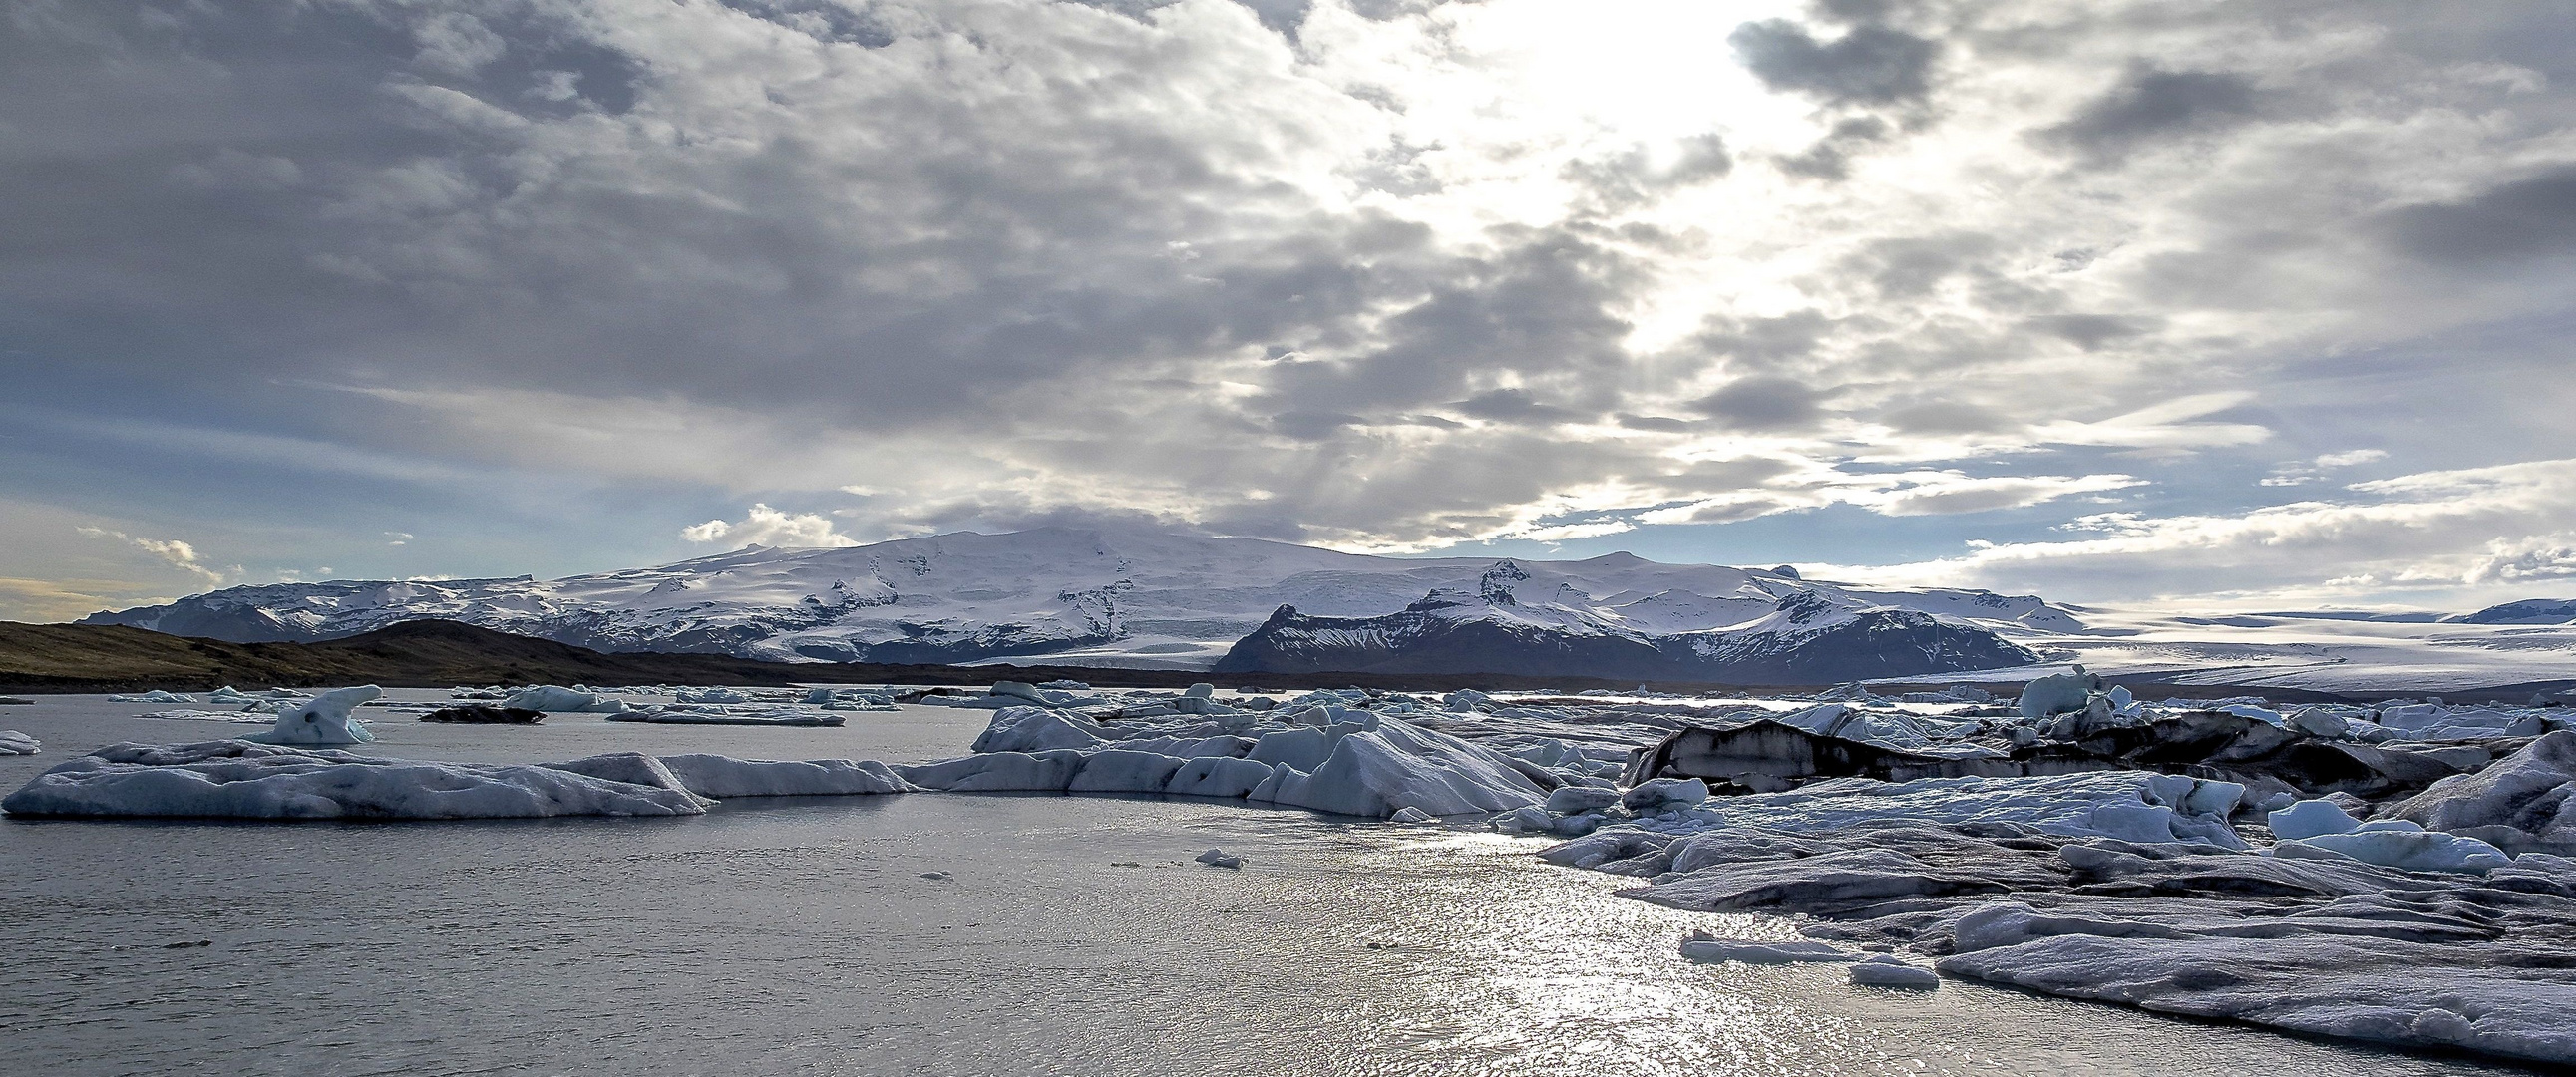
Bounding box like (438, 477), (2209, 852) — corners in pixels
(0, 692), (2531, 1077)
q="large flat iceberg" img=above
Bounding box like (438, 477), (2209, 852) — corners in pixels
(1, 743), (923, 820)
(0, 741), (707, 820)
(898, 703), (1549, 818)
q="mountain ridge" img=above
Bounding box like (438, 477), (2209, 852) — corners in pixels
(81, 527), (2076, 680)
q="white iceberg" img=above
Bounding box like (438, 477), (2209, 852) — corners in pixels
(239, 685), (381, 745)
(2275, 825), (2514, 874)
(2384, 730), (2576, 855)
(1617, 770), (2248, 850)
(2266, 798), (2362, 840)
(1, 741), (707, 820)
(0, 730), (37, 755)
(1847, 958), (1940, 989)
(1679, 933), (1855, 963)
(502, 685), (626, 713)
(107, 690), (197, 704)
(898, 705), (1548, 819)
(606, 705), (843, 726)
(654, 753), (917, 798)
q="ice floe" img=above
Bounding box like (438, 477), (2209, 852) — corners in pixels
(502, 685), (627, 713)
(897, 702), (1547, 818)
(654, 754), (917, 797)
(606, 705), (844, 726)
(0, 741), (707, 820)
(0, 741), (922, 819)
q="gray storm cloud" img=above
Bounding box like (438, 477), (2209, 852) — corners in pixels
(4, 0), (2576, 617)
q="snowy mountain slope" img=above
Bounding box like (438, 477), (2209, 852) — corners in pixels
(82, 528), (2073, 676)
(1215, 581), (2039, 682)
(2450, 598), (2576, 625)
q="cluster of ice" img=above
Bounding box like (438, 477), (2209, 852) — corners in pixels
(107, 690), (197, 704)
(608, 705), (844, 726)
(1507, 688), (2576, 1069)
(899, 698), (1552, 819)
(0, 731), (38, 755)
(2, 741), (920, 819)
(1527, 770), (2247, 848)
(801, 686), (900, 711)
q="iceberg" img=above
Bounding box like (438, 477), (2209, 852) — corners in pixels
(239, 685), (381, 745)
(108, 690), (198, 704)
(606, 706), (843, 726)
(0, 730), (37, 755)
(1847, 958), (1940, 989)
(2383, 730), (2576, 855)
(1, 741), (707, 820)
(2265, 798), (2362, 840)
(501, 685), (626, 713)
(2276, 826), (2514, 874)
(898, 704), (1548, 819)
(653, 753), (918, 798)
(1679, 933), (1855, 963)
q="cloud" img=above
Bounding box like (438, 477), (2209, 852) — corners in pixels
(681, 505), (857, 549)
(75, 527), (230, 586)
(2041, 66), (2263, 164)
(4, 1), (2576, 608)
(1728, 18), (1941, 107)
(2379, 167), (2576, 265)
(1689, 376), (1832, 432)
(1825, 458), (2576, 604)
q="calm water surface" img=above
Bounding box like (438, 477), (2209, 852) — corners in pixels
(0, 692), (2539, 1076)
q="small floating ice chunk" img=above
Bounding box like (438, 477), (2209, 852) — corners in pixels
(1680, 932), (1855, 963)
(1389, 806), (1436, 824)
(240, 685), (381, 745)
(2267, 799), (2363, 840)
(0, 730), (38, 755)
(1623, 777), (1709, 813)
(1196, 848), (1244, 869)
(2278, 829), (2513, 874)
(502, 685), (624, 713)
(672, 686), (750, 704)
(109, 690), (198, 704)
(1848, 958), (1941, 989)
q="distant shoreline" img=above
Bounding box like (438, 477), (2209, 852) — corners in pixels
(5, 618), (2565, 704)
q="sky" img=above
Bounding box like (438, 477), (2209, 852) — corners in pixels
(7, 0), (2576, 621)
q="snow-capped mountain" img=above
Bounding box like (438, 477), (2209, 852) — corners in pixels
(83, 527), (2079, 678)
(2450, 598), (2576, 625)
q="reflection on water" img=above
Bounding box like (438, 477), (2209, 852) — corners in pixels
(0, 696), (2538, 1076)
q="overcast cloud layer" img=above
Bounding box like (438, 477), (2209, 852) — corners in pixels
(7, 0), (2576, 619)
